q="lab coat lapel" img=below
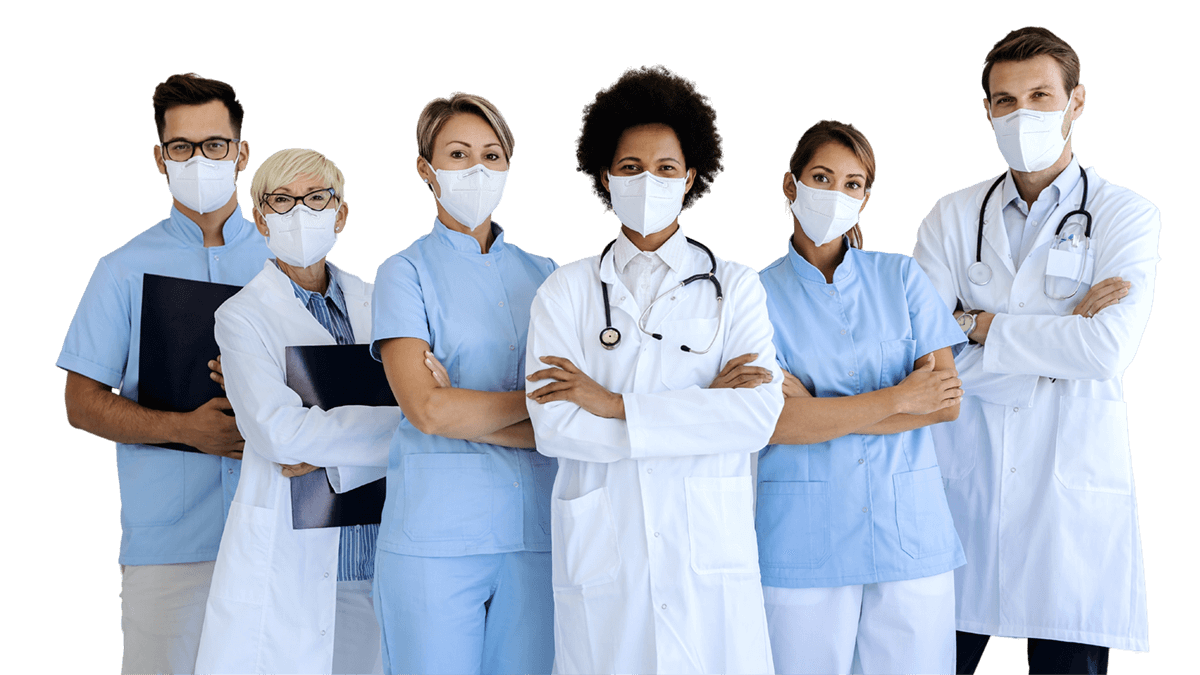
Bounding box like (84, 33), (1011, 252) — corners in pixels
(258, 261), (338, 348)
(981, 175), (1017, 280)
(599, 249), (643, 327)
(329, 262), (372, 346)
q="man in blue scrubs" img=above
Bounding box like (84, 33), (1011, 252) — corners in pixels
(58, 74), (271, 674)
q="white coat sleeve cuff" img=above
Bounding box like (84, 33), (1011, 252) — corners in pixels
(326, 466), (387, 494)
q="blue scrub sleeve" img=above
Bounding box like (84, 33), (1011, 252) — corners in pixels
(370, 254), (430, 361)
(56, 257), (130, 388)
(904, 256), (968, 359)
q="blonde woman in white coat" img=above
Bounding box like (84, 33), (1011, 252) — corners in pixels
(195, 149), (398, 674)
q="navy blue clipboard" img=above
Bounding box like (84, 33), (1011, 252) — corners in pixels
(285, 344), (395, 529)
(138, 274), (242, 453)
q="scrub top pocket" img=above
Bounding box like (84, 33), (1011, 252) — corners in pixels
(118, 447), (186, 527)
(530, 453), (556, 535)
(755, 480), (831, 570)
(402, 453), (494, 542)
(879, 338), (917, 389)
(893, 466), (958, 559)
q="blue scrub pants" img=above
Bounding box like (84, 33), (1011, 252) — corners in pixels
(373, 550), (554, 675)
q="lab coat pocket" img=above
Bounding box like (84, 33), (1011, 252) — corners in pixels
(209, 500), (275, 604)
(686, 476), (759, 574)
(402, 453), (494, 541)
(1053, 396), (1132, 494)
(658, 318), (722, 389)
(894, 466), (958, 559)
(553, 487), (621, 589)
(879, 338), (917, 389)
(755, 481), (830, 569)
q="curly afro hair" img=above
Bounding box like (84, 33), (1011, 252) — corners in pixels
(576, 66), (723, 211)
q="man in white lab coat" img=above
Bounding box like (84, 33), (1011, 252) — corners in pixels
(913, 27), (1158, 675)
(526, 66), (783, 674)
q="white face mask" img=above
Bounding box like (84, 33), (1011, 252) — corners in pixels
(264, 204), (338, 268)
(607, 171), (687, 237)
(427, 162), (507, 230)
(989, 93), (1074, 173)
(790, 177), (864, 247)
(165, 155), (238, 214)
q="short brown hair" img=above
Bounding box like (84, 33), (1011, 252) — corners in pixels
(152, 73), (244, 141)
(982, 27), (1080, 99)
(789, 120), (875, 249)
(416, 93), (514, 162)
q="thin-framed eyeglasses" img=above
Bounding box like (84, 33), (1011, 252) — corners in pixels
(161, 137), (241, 162)
(260, 188), (339, 214)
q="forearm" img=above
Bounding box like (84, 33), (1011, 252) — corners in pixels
(414, 389), (530, 439)
(65, 372), (185, 446)
(474, 419), (537, 449)
(857, 404), (959, 435)
(769, 388), (900, 445)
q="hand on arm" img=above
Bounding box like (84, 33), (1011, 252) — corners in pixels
(65, 370), (244, 459)
(954, 276), (1130, 346)
(421, 351), (535, 449)
(770, 349), (962, 444)
(527, 356), (625, 420)
(709, 353), (774, 389)
(380, 337), (530, 440)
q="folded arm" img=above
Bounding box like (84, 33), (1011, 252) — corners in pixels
(215, 305), (398, 468)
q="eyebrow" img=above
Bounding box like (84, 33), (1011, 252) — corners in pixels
(162, 135), (228, 144)
(615, 156), (681, 164)
(445, 140), (503, 148)
(811, 164), (865, 179)
(991, 84), (1055, 99)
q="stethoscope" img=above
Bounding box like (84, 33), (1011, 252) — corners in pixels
(968, 166), (1093, 300)
(598, 237), (724, 354)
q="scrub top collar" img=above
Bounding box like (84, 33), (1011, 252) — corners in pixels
(611, 227), (690, 277)
(787, 235), (858, 285)
(164, 204), (252, 248)
(1001, 155), (1082, 215)
(431, 217), (507, 258)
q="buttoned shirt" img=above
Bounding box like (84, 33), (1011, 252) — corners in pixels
(370, 219), (557, 557)
(612, 229), (689, 310)
(58, 206), (272, 565)
(281, 262), (378, 582)
(757, 240), (967, 588)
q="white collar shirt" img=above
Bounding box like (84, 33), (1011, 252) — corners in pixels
(612, 228), (689, 311)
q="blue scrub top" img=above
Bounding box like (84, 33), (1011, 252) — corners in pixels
(756, 239), (967, 588)
(371, 219), (557, 557)
(57, 206), (272, 565)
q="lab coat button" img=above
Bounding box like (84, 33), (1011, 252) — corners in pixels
(654, 531), (660, 537)
(1011, 467), (1017, 473)
(363, 301), (369, 307)
(323, 572), (329, 578)
(1013, 407), (1019, 412)
(661, 604), (667, 610)
(1020, 302), (1025, 308)
(646, 468), (653, 474)
(321, 629), (326, 636)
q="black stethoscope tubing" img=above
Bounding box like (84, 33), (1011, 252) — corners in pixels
(972, 166), (1092, 285)
(598, 236), (723, 351)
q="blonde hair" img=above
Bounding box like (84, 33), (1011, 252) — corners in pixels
(416, 93), (514, 162)
(251, 148), (346, 207)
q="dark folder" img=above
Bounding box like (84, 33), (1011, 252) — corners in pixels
(285, 345), (396, 529)
(138, 274), (242, 453)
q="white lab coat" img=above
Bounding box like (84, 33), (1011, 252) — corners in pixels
(195, 261), (398, 673)
(913, 165), (1158, 651)
(526, 242), (784, 674)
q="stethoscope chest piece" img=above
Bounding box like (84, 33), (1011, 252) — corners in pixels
(967, 261), (993, 286)
(599, 327), (621, 350)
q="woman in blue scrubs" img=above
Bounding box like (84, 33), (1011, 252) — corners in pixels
(370, 93), (557, 675)
(756, 121), (967, 675)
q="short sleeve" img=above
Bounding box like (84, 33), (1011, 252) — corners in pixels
(904, 256), (966, 359)
(370, 254), (429, 361)
(56, 258), (131, 388)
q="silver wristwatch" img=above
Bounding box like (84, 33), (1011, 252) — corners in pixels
(957, 309), (983, 343)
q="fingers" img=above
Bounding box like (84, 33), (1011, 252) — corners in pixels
(528, 381), (573, 400)
(538, 356), (578, 373)
(205, 396), (233, 410)
(526, 367), (570, 383)
(915, 357), (935, 372)
(719, 353), (758, 377)
(227, 451), (243, 460)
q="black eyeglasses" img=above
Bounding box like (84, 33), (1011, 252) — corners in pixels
(162, 137), (241, 162)
(260, 188), (339, 214)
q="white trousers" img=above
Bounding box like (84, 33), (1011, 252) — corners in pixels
(333, 579), (384, 675)
(764, 570), (956, 675)
(121, 560), (215, 675)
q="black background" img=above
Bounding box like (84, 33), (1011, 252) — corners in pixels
(60, 26), (1166, 667)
